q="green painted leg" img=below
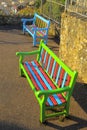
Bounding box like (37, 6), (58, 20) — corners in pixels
(65, 102), (70, 117)
(19, 67), (24, 77)
(40, 104), (45, 123)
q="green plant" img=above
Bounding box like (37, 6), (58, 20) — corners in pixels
(35, 0), (41, 8)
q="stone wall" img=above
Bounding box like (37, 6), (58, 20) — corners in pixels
(0, 15), (21, 25)
(0, 15), (33, 25)
(59, 12), (87, 83)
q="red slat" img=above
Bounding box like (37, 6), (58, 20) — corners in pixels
(53, 63), (59, 80)
(48, 58), (54, 75)
(58, 69), (65, 87)
(65, 75), (71, 86)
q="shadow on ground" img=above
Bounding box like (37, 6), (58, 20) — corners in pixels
(0, 25), (22, 31)
(0, 121), (29, 130)
(45, 115), (87, 130)
(73, 82), (87, 113)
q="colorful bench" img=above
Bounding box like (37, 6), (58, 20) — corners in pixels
(16, 40), (78, 123)
(21, 13), (50, 46)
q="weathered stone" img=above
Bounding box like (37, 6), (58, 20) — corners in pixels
(59, 12), (87, 83)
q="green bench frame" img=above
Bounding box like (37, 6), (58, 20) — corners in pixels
(16, 40), (78, 123)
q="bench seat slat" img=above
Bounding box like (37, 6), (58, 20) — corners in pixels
(24, 61), (66, 106)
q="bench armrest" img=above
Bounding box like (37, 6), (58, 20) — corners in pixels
(16, 50), (40, 56)
(37, 87), (70, 97)
(16, 50), (40, 63)
(21, 18), (34, 25)
(21, 18), (34, 22)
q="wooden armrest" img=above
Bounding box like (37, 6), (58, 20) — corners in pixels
(37, 87), (70, 97)
(21, 18), (34, 23)
(16, 50), (40, 56)
(16, 50), (40, 63)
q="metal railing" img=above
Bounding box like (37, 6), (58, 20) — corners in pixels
(65, 0), (87, 18)
(41, 0), (65, 25)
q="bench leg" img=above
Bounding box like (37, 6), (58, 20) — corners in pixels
(33, 37), (36, 46)
(40, 104), (45, 123)
(23, 26), (25, 34)
(19, 67), (25, 77)
(65, 101), (70, 117)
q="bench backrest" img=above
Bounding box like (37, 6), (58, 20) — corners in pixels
(37, 40), (78, 96)
(33, 13), (50, 32)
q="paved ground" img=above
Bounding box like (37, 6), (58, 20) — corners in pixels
(0, 25), (87, 130)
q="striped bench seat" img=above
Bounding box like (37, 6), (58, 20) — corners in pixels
(21, 13), (50, 46)
(26, 25), (46, 37)
(24, 61), (66, 107)
(16, 40), (78, 123)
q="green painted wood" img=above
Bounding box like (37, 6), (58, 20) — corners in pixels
(16, 40), (78, 123)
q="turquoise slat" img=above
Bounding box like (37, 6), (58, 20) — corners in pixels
(46, 56), (51, 72)
(43, 51), (47, 68)
(61, 72), (68, 88)
(40, 48), (44, 62)
(55, 66), (62, 84)
(51, 60), (56, 78)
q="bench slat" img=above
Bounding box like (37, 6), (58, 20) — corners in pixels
(61, 72), (68, 88)
(51, 60), (56, 78)
(48, 58), (54, 75)
(46, 56), (52, 72)
(58, 69), (65, 87)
